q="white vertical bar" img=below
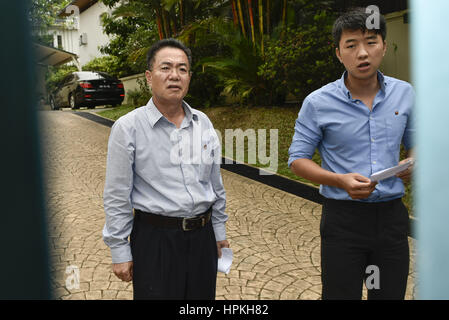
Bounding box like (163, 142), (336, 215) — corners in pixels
(411, 0), (449, 299)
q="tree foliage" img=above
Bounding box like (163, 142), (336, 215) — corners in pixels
(180, 0), (340, 105)
(99, 0), (229, 77)
(98, 0), (342, 106)
(99, 1), (157, 77)
(259, 8), (343, 102)
(82, 56), (122, 78)
(100, 0), (228, 106)
(28, 0), (71, 44)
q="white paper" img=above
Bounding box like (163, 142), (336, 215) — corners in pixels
(370, 159), (414, 182)
(217, 248), (233, 274)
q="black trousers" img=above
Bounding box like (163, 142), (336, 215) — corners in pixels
(130, 212), (218, 300)
(320, 198), (410, 300)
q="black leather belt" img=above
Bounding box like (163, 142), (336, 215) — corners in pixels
(134, 208), (212, 231)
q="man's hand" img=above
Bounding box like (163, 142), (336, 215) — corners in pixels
(337, 173), (377, 200)
(112, 261), (133, 282)
(217, 240), (230, 258)
(396, 158), (414, 184)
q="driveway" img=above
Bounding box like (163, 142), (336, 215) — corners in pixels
(39, 110), (417, 300)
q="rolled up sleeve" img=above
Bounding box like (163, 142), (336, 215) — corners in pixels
(288, 97), (322, 167)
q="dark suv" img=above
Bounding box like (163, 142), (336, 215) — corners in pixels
(50, 71), (125, 110)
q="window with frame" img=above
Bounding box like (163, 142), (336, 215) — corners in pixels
(57, 35), (63, 49)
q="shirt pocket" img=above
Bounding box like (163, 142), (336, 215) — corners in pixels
(199, 138), (214, 182)
(386, 115), (407, 152)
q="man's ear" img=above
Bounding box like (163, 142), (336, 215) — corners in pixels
(335, 47), (343, 63)
(382, 40), (387, 57)
(145, 70), (152, 88)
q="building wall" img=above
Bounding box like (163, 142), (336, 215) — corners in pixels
(77, 2), (112, 66)
(380, 10), (411, 83)
(46, 2), (113, 68)
(119, 73), (146, 104)
(49, 26), (79, 56)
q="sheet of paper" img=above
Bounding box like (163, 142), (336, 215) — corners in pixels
(217, 248), (233, 274)
(370, 159), (414, 182)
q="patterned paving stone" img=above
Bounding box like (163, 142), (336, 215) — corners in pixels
(40, 110), (417, 300)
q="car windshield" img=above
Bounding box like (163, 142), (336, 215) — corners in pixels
(76, 72), (115, 80)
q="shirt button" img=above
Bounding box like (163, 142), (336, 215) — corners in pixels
(373, 161), (377, 164)
(371, 138), (375, 142)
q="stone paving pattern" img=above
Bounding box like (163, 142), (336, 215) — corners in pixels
(40, 111), (417, 300)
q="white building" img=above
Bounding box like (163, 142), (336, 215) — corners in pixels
(53, 0), (113, 67)
(47, 18), (79, 55)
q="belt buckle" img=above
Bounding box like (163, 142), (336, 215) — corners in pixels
(182, 215), (206, 231)
(182, 218), (193, 231)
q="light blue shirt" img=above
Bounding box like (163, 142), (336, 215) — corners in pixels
(288, 71), (415, 202)
(103, 98), (228, 263)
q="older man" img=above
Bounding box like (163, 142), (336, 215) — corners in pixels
(103, 38), (229, 300)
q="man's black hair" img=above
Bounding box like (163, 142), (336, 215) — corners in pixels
(146, 38), (192, 71)
(332, 7), (387, 48)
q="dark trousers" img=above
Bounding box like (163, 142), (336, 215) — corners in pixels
(130, 212), (218, 300)
(320, 198), (410, 300)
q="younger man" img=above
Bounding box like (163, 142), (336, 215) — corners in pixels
(288, 8), (414, 299)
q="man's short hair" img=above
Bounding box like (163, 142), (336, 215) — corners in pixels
(332, 7), (387, 48)
(146, 38), (193, 71)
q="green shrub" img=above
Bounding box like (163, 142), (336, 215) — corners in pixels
(82, 55), (121, 78)
(186, 66), (225, 108)
(258, 11), (343, 102)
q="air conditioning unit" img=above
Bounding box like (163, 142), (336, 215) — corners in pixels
(79, 33), (88, 45)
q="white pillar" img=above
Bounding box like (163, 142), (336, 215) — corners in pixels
(411, 0), (449, 299)
(72, 56), (81, 71)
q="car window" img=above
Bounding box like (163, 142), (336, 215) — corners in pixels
(76, 72), (115, 80)
(97, 72), (115, 80)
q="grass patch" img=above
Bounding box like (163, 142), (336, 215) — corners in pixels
(97, 104), (136, 121)
(98, 103), (413, 214)
(201, 105), (320, 187)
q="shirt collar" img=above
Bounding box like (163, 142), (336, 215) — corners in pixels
(339, 70), (387, 100)
(181, 100), (199, 125)
(145, 98), (198, 128)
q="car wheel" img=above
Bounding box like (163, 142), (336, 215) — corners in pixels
(69, 94), (79, 110)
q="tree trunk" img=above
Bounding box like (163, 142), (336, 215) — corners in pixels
(258, 0), (263, 54)
(282, 0), (287, 29)
(155, 8), (164, 39)
(236, 0), (246, 37)
(248, 0), (255, 44)
(266, 0), (270, 36)
(171, 17), (177, 36)
(162, 10), (171, 38)
(231, 0), (238, 27)
(180, 0), (184, 27)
